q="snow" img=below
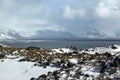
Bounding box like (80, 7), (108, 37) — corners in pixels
(52, 44), (120, 55)
(81, 65), (100, 78)
(12, 51), (19, 54)
(84, 70), (100, 78)
(0, 44), (120, 80)
(52, 48), (73, 53)
(0, 57), (59, 80)
(69, 58), (78, 64)
(81, 44), (120, 55)
(61, 73), (67, 78)
(7, 55), (20, 59)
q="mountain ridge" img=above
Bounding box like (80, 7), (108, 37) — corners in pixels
(0, 27), (120, 40)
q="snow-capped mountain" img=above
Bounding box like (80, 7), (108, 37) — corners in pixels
(31, 29), (76, 39)
(77, 27), (105, 38)
(0, 26), (120, 40)
(0, 27), (23, 39)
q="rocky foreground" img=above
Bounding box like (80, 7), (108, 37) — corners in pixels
(0, 44), (120, 80)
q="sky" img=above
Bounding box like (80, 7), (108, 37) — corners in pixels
(0, 0), (120, 39)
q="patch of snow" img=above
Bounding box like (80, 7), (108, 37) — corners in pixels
(79, 76), (85, 80)
(13, 51), (19, 54)
(81, 65), (100, 78)
(84, 70), (100, 78)
(0, 58), (59, 80)
(69, 58), (78, 64)
(81, 44), (120, 55)
(69, 71), (75, 76)
(61, 73), (67, 78)
(7, 55), (19, 58)
(47, 52), (53, 55)
(52, 48), (73, 53)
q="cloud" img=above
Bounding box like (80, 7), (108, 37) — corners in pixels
(0, 0), (51, 32)
(96, 0), (120, 18)
(63, 5), (85, 19)
(0, 0), (120, 39)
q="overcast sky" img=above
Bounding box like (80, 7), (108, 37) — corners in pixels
(0, 0), (120, 38)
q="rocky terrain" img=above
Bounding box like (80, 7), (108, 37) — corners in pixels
(0, 44), (120, 80)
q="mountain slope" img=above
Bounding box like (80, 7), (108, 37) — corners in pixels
(0, 27), (120, 39)
(0, 27), (23, 39)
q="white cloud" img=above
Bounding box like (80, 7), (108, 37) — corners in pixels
(96, 0), (120, 18)
(0, 0), (120, 38)
(0, 0), (51, 32)
(63, 5), (85, 19)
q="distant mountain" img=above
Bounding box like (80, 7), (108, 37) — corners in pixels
(0, 27), (119, 40)
(77, 27), (106, 38)
(0, 27), (23, 39)
(30, 29), (76, 40)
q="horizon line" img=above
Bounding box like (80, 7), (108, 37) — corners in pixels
(1, 38), (120, 41)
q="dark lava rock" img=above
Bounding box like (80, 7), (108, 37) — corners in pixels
(30, 77), (37, 80)
(26, 47), (40, 50)
(37, 74), (47, 80)
(0, 54), (5, 59)
(111, 45), (118, 49)
(18, 58), (32, 62)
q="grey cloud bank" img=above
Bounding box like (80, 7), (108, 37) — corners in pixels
(0, 0), (120, 39)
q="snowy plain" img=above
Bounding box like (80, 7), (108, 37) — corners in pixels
(0, 44), (120, 80)
(0, 56), (59, 80)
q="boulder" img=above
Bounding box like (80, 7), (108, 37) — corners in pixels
(0, 54), (5, 59)
(26, 47), (40, 50)
(30, 77), (37, 80)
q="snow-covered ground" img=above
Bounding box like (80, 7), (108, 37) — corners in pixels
(52, 44), (120, 55)
(52, 48), (73, 53)
(0, 44), (120, 80)
(80, 44), (120, 56)
(0, 56), (59, 80)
